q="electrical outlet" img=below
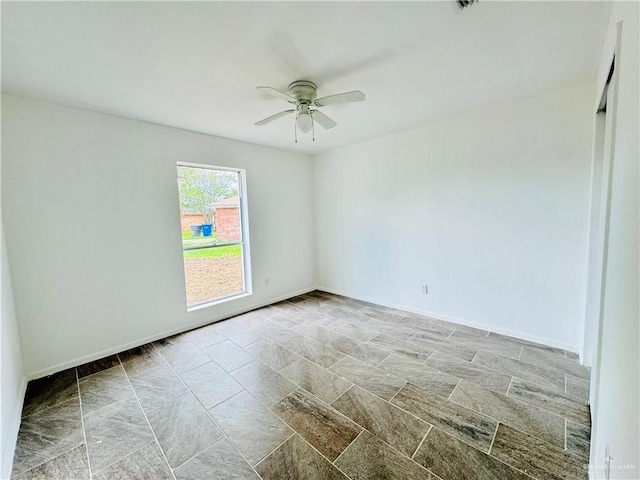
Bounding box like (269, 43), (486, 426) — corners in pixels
(421, 284), (428, 294)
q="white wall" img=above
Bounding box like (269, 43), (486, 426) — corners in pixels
(589, 2), (639, 478)
(1, 221), (26, 478)
(1, 94), (316, 377)
(314, 82), (594, 351)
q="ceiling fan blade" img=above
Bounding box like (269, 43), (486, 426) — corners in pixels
(256, 86), (296, 103)
(255, 109), (295, 126)
(311, 110), (337, 129)
(314, 90), (365, 107)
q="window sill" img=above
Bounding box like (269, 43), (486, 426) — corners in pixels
(187, 291), (252, 313)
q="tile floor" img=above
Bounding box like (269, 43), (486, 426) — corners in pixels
(11, 291), (592, 479)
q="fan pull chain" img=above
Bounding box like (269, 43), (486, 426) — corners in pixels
(294, 121), (298, 143)
(312, 115), (315, 141)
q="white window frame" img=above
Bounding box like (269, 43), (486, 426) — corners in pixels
(177, 162), (252, 311)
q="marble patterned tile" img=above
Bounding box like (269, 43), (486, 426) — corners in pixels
(251, 321), (303, 343)
(180, 361), (244, 409)
(327, 334), (391, 366)
(255, 434), (348, 480)
(92, 442), (172, 480)
(245, 338), (300, 371)
(147, 393), (224, 468)
(444, 323), (490, 339)
(129, 364), (189, 413)
(450, 380), (565, 448)
(403, 319), (455, 339)
(566, 420), (591, 461)
(391, 383), (498, 452)
(448, 330), (522, 359)
(297, 297), (336, 313)
(155, 337), (211, 374)
(361, 319), (415, 341)
(13, 445), (89, 480)
(487, 332), (565, 357)
(202, 339), (255, 372)
(472, 350), (565, 392)
(359, 306), (406, 324)
(298, 310), (339, 327)
(271, 312), (305, 329)
(329, 356), (406, 401)
(326, 307), (373, 325)
(273, 389), (361, 461)
(330, 296), (367, 312)
(335, 430), (440, 480)
(76, 355), (121, 379)
(507, 378), (591, 424)
(12, 398), (84, 477)
(491, 423), (587, 480)
(369, 334), (434, 361)
(378, 354), (459, 397)
(566, 375), (590, 402)
(407, 333), (478, 361)
(414, 427), (531, 480)
(519, 347), (590, 379)
(118, 343), (165, 376)
(291, 322), (339, 345)
(214, 322), (263, 347)
(83, 396), (155, 473)
(327, 320), (379, 342)
(426, 351), (512, 395)
(279, 358), (352, 404)
(332, 386), (430, 457)
(78, 364), (134, 415)
(209, 390), (293, 466)
(174, 438), (259, 479)
(21, 369), (78, 417)
(230, 360), (297, 405)
(183, 323), (227, 348)
(280, 335), (345, 368)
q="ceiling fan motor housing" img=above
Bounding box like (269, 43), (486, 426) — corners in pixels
(288, 80), (317, 103)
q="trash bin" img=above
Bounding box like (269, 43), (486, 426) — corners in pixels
(190, 225), (202, 237)
(202, 224), (213, 237)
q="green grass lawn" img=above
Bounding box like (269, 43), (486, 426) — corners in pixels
(183, 244), (242, 259)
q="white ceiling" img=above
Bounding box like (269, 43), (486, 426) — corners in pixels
(1, 1), (611, 155)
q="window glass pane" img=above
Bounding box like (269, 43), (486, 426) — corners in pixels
(177, 164), (248, 307)
(183, 245), (245, 306)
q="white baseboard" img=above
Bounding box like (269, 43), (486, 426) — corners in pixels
(26, 286), (317, 380)
(1, 375), (28, 480)
(317, 286), (576, 352)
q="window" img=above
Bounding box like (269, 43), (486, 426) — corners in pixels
(176, 163), (250, 309)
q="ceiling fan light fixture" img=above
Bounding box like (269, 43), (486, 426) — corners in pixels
(296, 112), (313, 133)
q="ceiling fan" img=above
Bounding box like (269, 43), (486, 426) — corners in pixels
(255, 80), (365, 142)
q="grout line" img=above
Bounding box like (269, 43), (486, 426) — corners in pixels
(487, 422), (500, 454)
(252, 432), (296, 470)
(564, 374), (568, 394)
(505, 376), (515, 397)
(410, 426), (431, 459)
(447, 379), (461, 400)
(330, 385), (355, 406)
(75, 368), (93, 480)
(116, 354), (178, 480)
(470, 350), (480, 363)
(517, 346), (524, 361)
(290, 433), (354, 479)
(564, 418), (568, 451)
(387, 381), (408, 404)
(332, 429), (364, 465)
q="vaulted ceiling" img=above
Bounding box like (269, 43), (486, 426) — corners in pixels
(1, 1), (611, 154)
